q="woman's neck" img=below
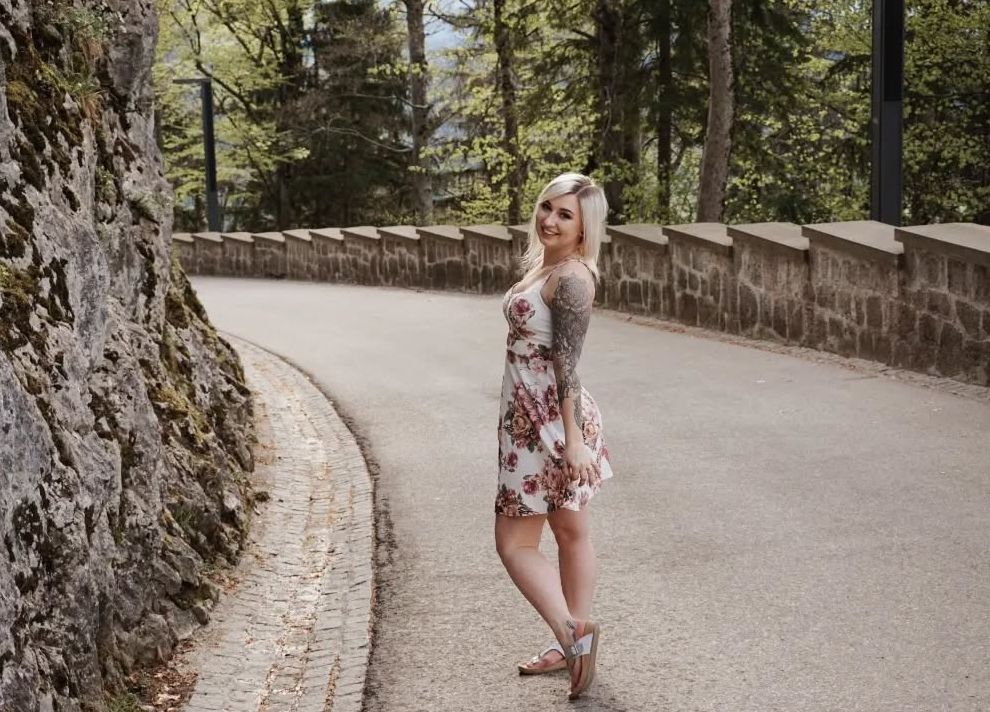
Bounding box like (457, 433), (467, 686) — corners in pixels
(541, 249), (581, 269)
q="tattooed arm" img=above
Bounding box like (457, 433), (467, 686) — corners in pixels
(546, 263), (597, 484)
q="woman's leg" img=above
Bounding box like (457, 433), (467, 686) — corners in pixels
(495, 514), (577, 651)
(548, 506), (597, 690)
(547, 506), (596, 622)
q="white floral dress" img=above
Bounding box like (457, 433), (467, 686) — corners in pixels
(496, 264), (613, 516)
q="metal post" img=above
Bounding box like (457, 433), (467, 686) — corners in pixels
(174, 78), (221, 231)
(870, 0), (904, 226)
(199, 80), (221, 232)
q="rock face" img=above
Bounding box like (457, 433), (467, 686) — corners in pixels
(0, 1), (254, 709)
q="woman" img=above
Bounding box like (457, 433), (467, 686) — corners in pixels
(495, 172), (613, 700)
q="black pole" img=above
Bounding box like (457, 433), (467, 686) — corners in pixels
(199, 79), (221, 231)
(870, 0), (904, 226)
(173, 77), (221, 231)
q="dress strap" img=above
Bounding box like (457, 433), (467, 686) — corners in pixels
(542, 256), (593, 283)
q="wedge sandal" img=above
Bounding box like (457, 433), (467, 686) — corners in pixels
(565, 621), (600, 700)
(517, 640), (567, 675)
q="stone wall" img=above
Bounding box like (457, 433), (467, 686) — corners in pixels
(175, 220), (990, 388)
(0, 1), (254, 709)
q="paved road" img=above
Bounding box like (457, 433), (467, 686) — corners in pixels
(193, 276), (990, 712)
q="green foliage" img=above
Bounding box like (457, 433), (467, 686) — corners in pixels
(105, 692), (142, 712)
(155, 0), (410, 230)
(153, 0), (989, 228)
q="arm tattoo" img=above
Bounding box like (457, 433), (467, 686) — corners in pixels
(550, 272), (593, 429)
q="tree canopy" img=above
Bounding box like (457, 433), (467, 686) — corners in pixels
(154, 0), (990, 230)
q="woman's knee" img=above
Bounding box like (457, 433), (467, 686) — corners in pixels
(548, 508), (590, 545)
(494, 514), (543, 560)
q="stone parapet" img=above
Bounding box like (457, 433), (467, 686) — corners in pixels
(605, 224), (668, 315)
(460, 224), (514, 293)
(252, 231), (287, 279)
(894, 223), (990, 383)
(729, 222), (809, 343)
(192, 231), (223, 276)
(284, 229), (317, 280)
(803, 221), (903, 362)
(219, 232), (254, 277)
(664, 222), (734, 330)
(172, 232), (195, 269)
(173, 220), (990, 388)
(417, 225), (465, 290)
(310, 227), (345, 281)
(379, 225), (423, 288)
(341, 226), (381, 285)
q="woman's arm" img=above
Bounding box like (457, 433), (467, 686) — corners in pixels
(547, 265), (597, 482)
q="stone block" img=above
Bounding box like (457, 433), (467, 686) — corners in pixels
(738, 284), (758, 332)
(895, 302), (917, 338)
(928, 291), (952, 319)
(836, 291), (852, 317)
(890, 339), (910, 368)
(811, 313), (827, 347)
(956, 300), (982, 337)
(626, 280), (643, 308)
(936, 322), (965, 375)
(815, 283), (835, 310)
(974, 264), (989, 301)
(961, 341), (989, 385)
(866, 295), (884, 330)
(947, 258), (969, 297)
(919, 313), (939, 344)
(679, 292), (698, 324)
(698, 298), (719, 329)
(789, 302), (806, 343)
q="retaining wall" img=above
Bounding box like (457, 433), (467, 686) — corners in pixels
(172, 221), (990, 388)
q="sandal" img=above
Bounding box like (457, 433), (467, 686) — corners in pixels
(517, 640), (567, 675)
(564, 621), (600, 700)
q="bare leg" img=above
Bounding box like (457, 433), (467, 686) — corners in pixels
(549, 506), (596, 690)
(548, 506), (596, 622)
(495, 514), (577, 655)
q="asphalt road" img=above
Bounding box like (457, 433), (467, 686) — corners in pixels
(192, 276), (990, 712)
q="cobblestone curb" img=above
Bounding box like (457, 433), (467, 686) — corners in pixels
(182, 336), (374, 712)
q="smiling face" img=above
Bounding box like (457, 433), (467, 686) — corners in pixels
(536, 193), (583, 256)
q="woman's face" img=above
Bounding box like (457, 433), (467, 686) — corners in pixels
(536, 193), (583, 255)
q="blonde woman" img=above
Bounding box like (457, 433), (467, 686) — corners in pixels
(495, 172), (613, 700)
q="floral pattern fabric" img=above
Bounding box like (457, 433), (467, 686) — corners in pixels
(496, 272), (613, 516)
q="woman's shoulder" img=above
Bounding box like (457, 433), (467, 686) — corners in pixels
(543, 260), (596, 305)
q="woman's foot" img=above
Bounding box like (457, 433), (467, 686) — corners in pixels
(517, 641), (567, 674)
(564, 621), (585, 693)
(563, 620), (599, 700)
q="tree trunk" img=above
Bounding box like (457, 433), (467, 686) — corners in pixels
(697, 0), (733, 222)
(656, 0), (673, 223)
(494, 0), (525, 224)
(595, 0), (643, 223)
(595, 0), (624, 221)
(405, 0), (434, 225)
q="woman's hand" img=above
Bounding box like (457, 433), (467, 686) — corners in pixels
(564, 441), (599, 486)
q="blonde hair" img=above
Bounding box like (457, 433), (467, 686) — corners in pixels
(519, 172), (607, 283)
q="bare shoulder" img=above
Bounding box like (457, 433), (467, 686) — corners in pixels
(542, 261), (596, 307)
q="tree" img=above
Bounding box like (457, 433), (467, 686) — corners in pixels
(403, 0), (435, 224)
(697, 0), (733, 222)
(493, 0), (525, 224)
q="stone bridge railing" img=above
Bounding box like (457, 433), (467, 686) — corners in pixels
(173, 221), (990, 388)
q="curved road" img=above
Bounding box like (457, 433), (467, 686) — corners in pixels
(193, 276), (990, 712)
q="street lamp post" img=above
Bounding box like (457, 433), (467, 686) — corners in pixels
(174, 77), (221, 232)
(870, 0), (904, 226)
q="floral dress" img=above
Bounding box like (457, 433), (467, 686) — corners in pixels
(496, 264), (613, 516)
